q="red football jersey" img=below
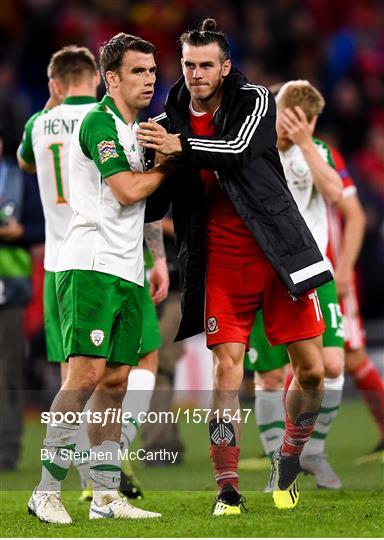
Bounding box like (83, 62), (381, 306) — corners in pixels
(189, 108), (263, 262)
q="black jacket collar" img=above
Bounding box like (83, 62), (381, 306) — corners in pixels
(164, 67), (249, 135)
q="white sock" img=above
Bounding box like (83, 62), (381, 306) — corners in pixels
(302, 374), (344, 456)
(38, 421), (78, 491)
(255, 385), (285, 459)
(72, 405), (91, 489)
(120, 369), (156, 454)
(90, 440), (121, 503)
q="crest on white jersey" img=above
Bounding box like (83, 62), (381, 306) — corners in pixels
(289, 159), (310, 190)
(97, 140), (119, 164)
(90, 329), (105, 347)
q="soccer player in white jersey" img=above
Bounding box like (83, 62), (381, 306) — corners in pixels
(17, 45), (99, 497)
(25, 33), (174, 524)
(18, 46), (169, 503)
(243, 80), (345, 490)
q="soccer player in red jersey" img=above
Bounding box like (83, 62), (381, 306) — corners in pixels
(139, 19), (342, 512)
(327, 147), (384, 461)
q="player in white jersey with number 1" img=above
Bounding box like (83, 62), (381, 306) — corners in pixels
(17, 46), (99, 372)
(17, 46), (99, 498)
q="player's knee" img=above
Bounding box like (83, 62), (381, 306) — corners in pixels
(324, 359), (344, 379)
(107, 379), (127, 396)
(99, 366), (130, 397)
(256, 369), (285, 391)
(66, 364), (102, 392)
(100, 374), (127, 393)
(214, 354), (241, 373)
(97, 378), (127, 406)
(80, 373), (100, 393)
(296, 364), (324, 390)
(213, 355), (243, 389)
(324, 348), (345, 379)
(137, 350), (158, 374)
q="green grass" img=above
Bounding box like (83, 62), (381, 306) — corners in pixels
(1, 399), (383, 537)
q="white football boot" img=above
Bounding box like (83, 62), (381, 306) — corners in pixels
(300, 453), (342, 489)
(89, 494), (161, 520)
(27, 488), (72, 524)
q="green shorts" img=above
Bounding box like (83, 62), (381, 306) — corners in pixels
(141, 276), (162, 356)
(45, 270), (161, 363)
(56, 270), (144, 365)
(244, 280), (344, 372)
(44, 271), (66, 363)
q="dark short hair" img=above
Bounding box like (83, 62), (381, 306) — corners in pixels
(47, 45), (97, 84)
(179, 18), (230, 62)
(99, 33), (156, 84)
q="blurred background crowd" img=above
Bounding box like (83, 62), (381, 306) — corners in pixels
(0, 0), (383, 397)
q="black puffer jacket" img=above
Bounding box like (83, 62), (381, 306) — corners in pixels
(145, 68), (332, 340)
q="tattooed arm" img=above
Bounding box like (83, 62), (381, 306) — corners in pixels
(144, 221), (166, 260)
(144, 221), (169, 304)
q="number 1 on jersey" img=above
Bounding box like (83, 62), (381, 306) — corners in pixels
(308, 291), (322, 322)
(48, 143), (67, 204)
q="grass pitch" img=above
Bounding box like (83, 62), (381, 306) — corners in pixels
(1, 399), (383, 537)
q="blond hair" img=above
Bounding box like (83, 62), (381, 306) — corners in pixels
(276, 80), (325, 121)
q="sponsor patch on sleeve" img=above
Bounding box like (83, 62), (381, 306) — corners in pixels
(97, 140), (119, 164)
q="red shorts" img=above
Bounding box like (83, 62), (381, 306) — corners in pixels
(205, 257), (325, 349)
(339, 276), (365, 351)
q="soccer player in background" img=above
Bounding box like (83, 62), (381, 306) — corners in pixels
(17, 45), (168, 503)
(138, 19), (342, 513)
(243, 81), (345, 489)
(23, 33), (174, 524)
(17, 45), (99, 498)
(326, 147), (384, 462)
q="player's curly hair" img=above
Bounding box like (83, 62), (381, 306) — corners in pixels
(99, 33), (156, 86)
(47, 45), (97, 84)
(179, 18), (230, 61)
(276, 80), (325, 121)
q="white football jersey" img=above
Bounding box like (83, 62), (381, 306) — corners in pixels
(279, 139), (333, 260)
(19, 96), (98, 271)
(56, 95), (146, 285)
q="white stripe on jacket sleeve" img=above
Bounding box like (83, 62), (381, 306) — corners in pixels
(290, 260), (331, 285)
(186, 85), (269, 154)
(153, 112), (167, 123)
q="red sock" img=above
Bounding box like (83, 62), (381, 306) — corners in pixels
(281, 412), (318, 456)
(350, 357), (384, 440)
(209, 446), (240, 492)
